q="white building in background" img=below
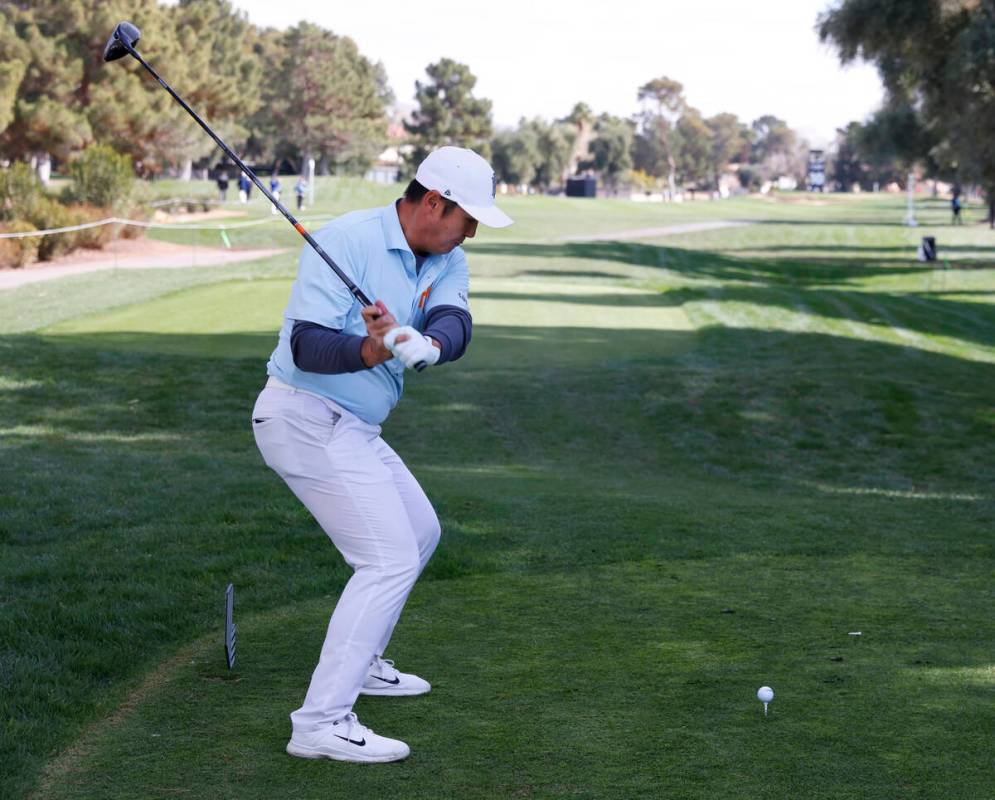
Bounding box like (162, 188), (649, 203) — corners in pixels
(364, 145), (402, 184)
(363, 103), (413, 184)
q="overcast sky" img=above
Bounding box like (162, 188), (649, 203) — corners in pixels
(229, 0), (882, 148)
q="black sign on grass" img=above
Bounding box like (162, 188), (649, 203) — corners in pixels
(224, 583), (237, 670)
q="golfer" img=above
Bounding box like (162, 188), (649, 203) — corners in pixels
(252, 147), (512, 763)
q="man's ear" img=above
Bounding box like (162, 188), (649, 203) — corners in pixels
(423, 190), (443, 213)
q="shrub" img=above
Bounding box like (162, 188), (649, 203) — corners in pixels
(0, 220), (39, 268)
(63, 145), (135, 210)
(0, 162), (43, 221)
(70, 204), (116, 249)
(118, 206), (148, 240)
(21, 196), (78, 260)
(737, 166), (764, 192)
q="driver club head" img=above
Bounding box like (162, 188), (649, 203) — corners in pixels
(103, 21), (141, 62)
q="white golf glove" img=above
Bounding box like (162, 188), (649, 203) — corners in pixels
(383, 325), (440, 370)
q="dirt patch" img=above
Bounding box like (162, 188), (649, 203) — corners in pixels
(0, 237), (290, 290)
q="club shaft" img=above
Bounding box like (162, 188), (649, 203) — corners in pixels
(121, 39), (428, 371)
(125, 43), (372, 307)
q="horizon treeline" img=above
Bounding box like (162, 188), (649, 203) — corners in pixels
(2, 0), (916, 196)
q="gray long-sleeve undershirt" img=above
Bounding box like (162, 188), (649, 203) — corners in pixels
(290, 304), (473, 374)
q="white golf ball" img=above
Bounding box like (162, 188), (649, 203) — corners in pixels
(757, 686), (774, 703)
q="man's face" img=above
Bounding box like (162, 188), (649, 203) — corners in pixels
(425, 195), (478, 254)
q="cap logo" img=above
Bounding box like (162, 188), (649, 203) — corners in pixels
(443, 189), (451, 197)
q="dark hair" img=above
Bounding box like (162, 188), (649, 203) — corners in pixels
(403, 179), (459, 215)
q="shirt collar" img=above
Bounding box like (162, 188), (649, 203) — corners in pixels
(382, 200), (413, 255)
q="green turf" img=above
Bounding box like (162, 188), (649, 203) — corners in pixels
(1, 187), (993, 799)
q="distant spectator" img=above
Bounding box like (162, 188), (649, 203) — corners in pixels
(951, 192), (963, 225)
(295, 176), (308, 211)
(216, 173), (229, 202)
(270, 173), (281, 215)
(238, 172), (251, 204)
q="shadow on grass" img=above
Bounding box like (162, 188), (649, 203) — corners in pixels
(747, 218), (944, 227)
(1, 323), (992, 797)
(727, 243), (995, 257)
(474, 241), (937, 286)
(469, 285), (994, 351)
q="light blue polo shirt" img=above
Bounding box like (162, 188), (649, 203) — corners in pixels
(266, 201), (471, 425)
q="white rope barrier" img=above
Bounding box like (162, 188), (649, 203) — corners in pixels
(0, 213), (335, 239)
(147, 197), (226, 207)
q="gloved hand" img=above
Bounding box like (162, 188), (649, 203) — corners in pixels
(384, 325), (440, 370)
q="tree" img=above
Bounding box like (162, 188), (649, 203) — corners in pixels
(532, 119), (574, 190)
(750, 115), (793, 164)
(835, 103), (939, 190)
(745, 114), (809, 185)
(632, 115), (670, 182)
(0, 59), (24, 135)
(0, 5), (26, 137)
(167, 0), (262, 178)
(674, 108), (711, 188)
(491, 118), (575, 191)
(820, 0), (995, 224)
(0, 2), (97, 175)
(562, 102), (594, 177)
(0, 0), (254, 177)
(242, 24), (290, 165)
(830, 122), (866, 191)
(582, 114), (633, 192)
(858, 102), (935, 180)
(405, 58), (493, 173)
(262, 22), (390, 176)
(0, 1), (380, 179)
(491, 123), (539, 187)
(637, 76), (685, 195)
(706, 112), (750, 191)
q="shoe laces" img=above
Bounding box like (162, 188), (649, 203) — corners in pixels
(372, 656), (399, 681)
(333, 712), (372, 739)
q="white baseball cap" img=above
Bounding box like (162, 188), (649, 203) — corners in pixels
(414, 146), (513, 228)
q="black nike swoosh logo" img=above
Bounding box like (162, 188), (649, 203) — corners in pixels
(371, 675), (401, 685)
(334, 735), (366, 746)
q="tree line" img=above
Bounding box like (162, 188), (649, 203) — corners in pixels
(491, 89), (807, 195)
(0, 0), (393, 179)
(820, 0), (995, 221)
(0, 0), (806, 194)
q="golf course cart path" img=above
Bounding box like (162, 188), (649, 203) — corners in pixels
(0, 238), (289, 290)
(559, 219), (752, 242)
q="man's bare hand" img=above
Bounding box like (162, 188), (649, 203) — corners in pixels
(360, 300), (399, 367)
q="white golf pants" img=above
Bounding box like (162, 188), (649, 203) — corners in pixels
(252, 378), (440, 731)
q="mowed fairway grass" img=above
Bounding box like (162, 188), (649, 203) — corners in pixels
(1, 184), (993, 799)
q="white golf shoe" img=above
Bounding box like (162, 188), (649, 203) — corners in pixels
(360, 656), (432, 696)
(286, 713), (410, 763)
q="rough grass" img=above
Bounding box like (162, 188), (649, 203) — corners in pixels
(1, 187), (993, 799)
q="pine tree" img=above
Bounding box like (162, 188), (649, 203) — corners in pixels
(0, 6), (27, 136)
(166, 0), (262, 177)
(0, 2), (96, 172)
(263, 22), (391, 176)
(405, 59), (493, 174)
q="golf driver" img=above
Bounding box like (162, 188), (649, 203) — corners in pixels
(103, 21), (427, 370)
